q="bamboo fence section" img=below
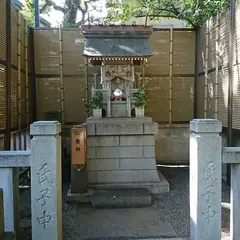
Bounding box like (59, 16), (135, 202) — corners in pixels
(215, 14), (220, 119)
(204, 20), (209, 119)
(34, 28), (195, 124)
(169, 28), (173, 124)
(0, 1), (32, 149)
(59, 27), (65, 125)
(17, 10), (22, 147)
(196, 5), (240, 129)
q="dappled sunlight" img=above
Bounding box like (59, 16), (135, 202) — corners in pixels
(221, 202), (230, 210)
(118, 44), (137, 54)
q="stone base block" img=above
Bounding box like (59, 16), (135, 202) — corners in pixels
(89, 171), (170, 194)
(91, 188), (151, 208)
(66, 188), (93, 204)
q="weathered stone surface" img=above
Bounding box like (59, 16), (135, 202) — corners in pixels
(87, 147), (96, 159)
(30, 121), (62, 240)
(78, 117), (169, 194)
(144, 122), (158, 134)
(88, 136), (119, 147)
(96, 147), (143, 159)
(143, 146), (155, 158)
(0, 189), (4, 239)
(97, 170), (144, 183)
(86, 116), (153, 124)
(0, 168), (18, 234)
(88, 159), (119, 171)
(83, 123), (96, 136)
(89, 171), (170, 194)
(190, 119), (222, 240)
(222, 147), (240, 163)
(230, 164), (240, 239)
(143, 170), (160, 182)
(88, 171), (97, 184)
(30, 121), (61, 135)
(111, 102), (127, 118)
(190, 119), (222, 133)
(155, 127), (189, 164)
(91, 188), (151, 208)
(66, 189), (92, 204)
(0, 151), (31, 168)
(119, 158), (156, 170)
(119, 136), (154, 146)
(96, 123), (143, 135)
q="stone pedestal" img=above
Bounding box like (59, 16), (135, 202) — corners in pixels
(83, 117), (169, 194)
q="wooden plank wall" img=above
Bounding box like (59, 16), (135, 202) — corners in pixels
(34, 28), (196, 125)
(0, 0), (33, 150)
(197, 1), (240, 130)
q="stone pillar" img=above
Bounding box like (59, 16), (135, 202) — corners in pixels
(0, 188), (4, 239)
(230, 164), (240, 240)
(30, 121), (62, 240)
(0, 168), (19, 236)
(190, 119), (222, 240)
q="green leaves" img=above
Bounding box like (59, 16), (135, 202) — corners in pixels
(105, 0), (136, 24)
(87, 92), (104, 109)
(135, 0), (229, 28)
(135, 87), (149, 108)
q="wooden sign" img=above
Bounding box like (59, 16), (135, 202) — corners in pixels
(71, 125), (87, 167)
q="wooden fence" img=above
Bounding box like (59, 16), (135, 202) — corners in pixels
(0, 0), (34, 150)
(196, 1), (240, 130)
(34, 28), (195, 125)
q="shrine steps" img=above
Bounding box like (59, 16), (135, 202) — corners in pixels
(67, 188), (152, 208)
(91, 188), (151, 208)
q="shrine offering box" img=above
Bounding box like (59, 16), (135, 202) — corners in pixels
(71, 125), (87, 167)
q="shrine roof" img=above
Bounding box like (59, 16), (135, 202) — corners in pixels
(82, 25), (153, 58)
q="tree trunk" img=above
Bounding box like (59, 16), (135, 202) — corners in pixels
(63, 0), (78, 27)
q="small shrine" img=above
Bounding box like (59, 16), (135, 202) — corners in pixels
(69, 25), (169, 199)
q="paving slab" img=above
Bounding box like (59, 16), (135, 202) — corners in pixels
(91, 188), (151, 208)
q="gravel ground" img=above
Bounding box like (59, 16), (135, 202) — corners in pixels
(19, 166), (231, 240)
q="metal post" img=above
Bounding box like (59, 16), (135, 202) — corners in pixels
(194, 28), (199, 118)
(34, 0), (40, 27)
(228, 0), (234, 146)
(4, 0), (11, 150)
(30, 28), (37, 122)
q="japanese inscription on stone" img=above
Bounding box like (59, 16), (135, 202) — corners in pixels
(36, 163), (53, 229)
(202, 161), (217, 223)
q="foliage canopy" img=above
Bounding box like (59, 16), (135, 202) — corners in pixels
(22, 0), (229, 28)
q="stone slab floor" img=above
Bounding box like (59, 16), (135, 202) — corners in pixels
(19, 166), (231, 240)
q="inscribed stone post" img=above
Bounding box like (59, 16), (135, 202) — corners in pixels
(30, 121), (62, 240)
(190, 119), (222, 240)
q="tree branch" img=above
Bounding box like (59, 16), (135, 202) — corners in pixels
(40, 0), (65, 14)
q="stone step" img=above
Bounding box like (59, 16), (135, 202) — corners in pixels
(91, 188), (151, 208)
(2, 232), (15, 240)
(0, 189), (4, 240)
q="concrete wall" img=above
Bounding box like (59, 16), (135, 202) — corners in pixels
(155, 125), (190, 165)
